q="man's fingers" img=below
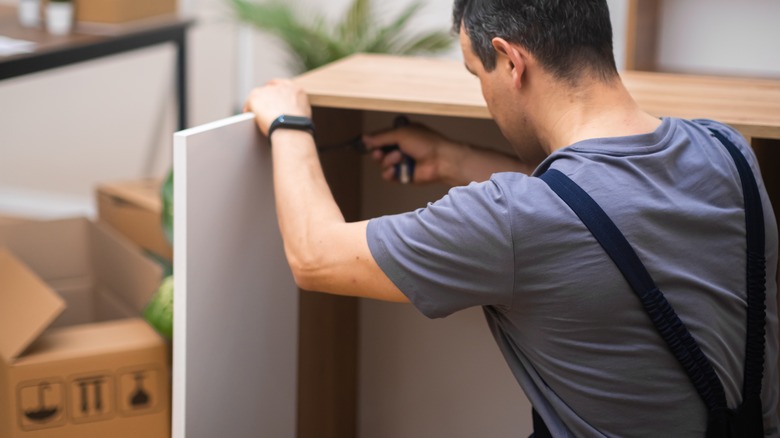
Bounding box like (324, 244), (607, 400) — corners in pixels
(381, 166), (397, 182)
(381, 150), (402, 168)
(362, 130), (400, 149)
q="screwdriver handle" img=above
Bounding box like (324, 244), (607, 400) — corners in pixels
(392, 116), (415, 184)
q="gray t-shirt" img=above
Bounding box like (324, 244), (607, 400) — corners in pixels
(366, 118), (779, 437)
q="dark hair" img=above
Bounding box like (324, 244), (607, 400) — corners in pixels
(453, 0), (618, 84)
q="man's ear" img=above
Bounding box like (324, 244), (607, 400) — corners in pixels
(491, 38), (527, 90)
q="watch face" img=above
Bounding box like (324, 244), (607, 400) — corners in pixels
(278, 115), (310, 126)
(270, 115), (315, 136)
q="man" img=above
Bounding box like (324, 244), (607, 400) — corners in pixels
(244, 0), (778, 435)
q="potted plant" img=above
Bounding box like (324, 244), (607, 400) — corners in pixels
(46, 0), (74, 35)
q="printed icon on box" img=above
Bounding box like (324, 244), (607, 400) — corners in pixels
(119, 367), (160, 416)
(18, 380), (66, 431)
(68, 374), (115, 423)
(131, 373), (150, 407)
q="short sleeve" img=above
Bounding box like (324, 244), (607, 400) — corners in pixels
(366, 179), (515, 318)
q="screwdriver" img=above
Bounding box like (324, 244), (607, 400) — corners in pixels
(317, 115), (416, 184)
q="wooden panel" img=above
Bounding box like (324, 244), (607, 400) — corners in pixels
(295, 55), (780, 141)
(297, 292), (358, 437)
(297, 107), (362, 438)
(625, 0), (661, 71)
(621, 70), (780, 140)
(751, 138), (780, 222)
(172, 113), (298, 438)
(295, 54), (490, 120)
(750, 137), (780, 423)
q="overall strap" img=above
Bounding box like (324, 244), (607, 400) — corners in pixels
(539, 168), (728, 414)
(707, 128), (766, 436)
(535, 127), (766, 436)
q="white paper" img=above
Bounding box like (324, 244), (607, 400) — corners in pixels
(0, 35), (36, 57)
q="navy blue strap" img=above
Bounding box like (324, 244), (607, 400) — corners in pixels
(707, 129), (766, 408)
(533, 127), (766, 437)
(531, 409), (553, 438)
(538, 168), (728, 414)
(536, 127), (766, 436)
(707, 129), (766, 438)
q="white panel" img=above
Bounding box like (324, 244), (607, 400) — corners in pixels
(172, 113), (298, 438)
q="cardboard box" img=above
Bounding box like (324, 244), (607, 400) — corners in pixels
(0, 218), (169, 438)
(0, 214), (35, 226)
(75, 0), (177, 24)
(97, 179), (172, 262)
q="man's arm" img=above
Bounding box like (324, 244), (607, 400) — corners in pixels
(363, 124), (534, 186)
(244, 80), (408, 302)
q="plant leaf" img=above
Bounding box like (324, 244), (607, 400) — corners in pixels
(337, 0), (372, 44)
(229, 0), (453, 72)
(393, 31), (455, 55)
(362, 0), (425, 53)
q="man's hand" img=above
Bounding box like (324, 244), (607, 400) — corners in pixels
(363, 123), (530, 186)
(243, 79), (312, 136)
(363, 123), (464, 185)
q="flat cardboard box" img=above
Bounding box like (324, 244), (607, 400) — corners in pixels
(76, 0), (177, 24)
(0, 218), (169, 438)
(97, 179), (172, 262)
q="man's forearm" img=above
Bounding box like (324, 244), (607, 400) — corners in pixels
(270, 129), (344, 279)
(440, 142), (534, 186)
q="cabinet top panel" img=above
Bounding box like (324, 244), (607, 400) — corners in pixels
(295, 54), (491, 120)
(295, 54), (780, 140)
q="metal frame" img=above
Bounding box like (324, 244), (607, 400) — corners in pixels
(0, 20), (193, 130)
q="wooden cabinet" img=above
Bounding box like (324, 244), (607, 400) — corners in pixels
(172, 54), (780, 438)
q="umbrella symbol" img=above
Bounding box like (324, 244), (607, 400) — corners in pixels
(130, 373), (150, 408)
(24, 382), (59, 423)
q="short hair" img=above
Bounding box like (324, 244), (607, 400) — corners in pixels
(453, 0), (618, 84)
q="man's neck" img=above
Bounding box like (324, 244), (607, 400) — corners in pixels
(532, 76), (662, 155)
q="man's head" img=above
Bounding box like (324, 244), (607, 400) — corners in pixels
(454, 0), (619, 161)
(453, 0), (618, 85)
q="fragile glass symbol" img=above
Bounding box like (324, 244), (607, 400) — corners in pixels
(24, 382), (59, 423)
(130, 373), (150, 408)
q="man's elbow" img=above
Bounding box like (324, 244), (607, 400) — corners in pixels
(286, 251), (323, 292)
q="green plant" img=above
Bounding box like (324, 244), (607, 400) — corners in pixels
(229, 0), (455, 73)
(161, 170), (173, 246)
(146, 173), (173, 340)
(144, 275), (174, 339)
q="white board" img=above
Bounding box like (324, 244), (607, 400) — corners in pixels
(172, 113), (298, 438)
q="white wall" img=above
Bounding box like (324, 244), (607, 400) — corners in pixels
(656, 0), (780, 78)
(608, 0), (629, 71)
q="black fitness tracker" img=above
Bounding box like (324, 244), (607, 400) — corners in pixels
(267, 115), (315, 140)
